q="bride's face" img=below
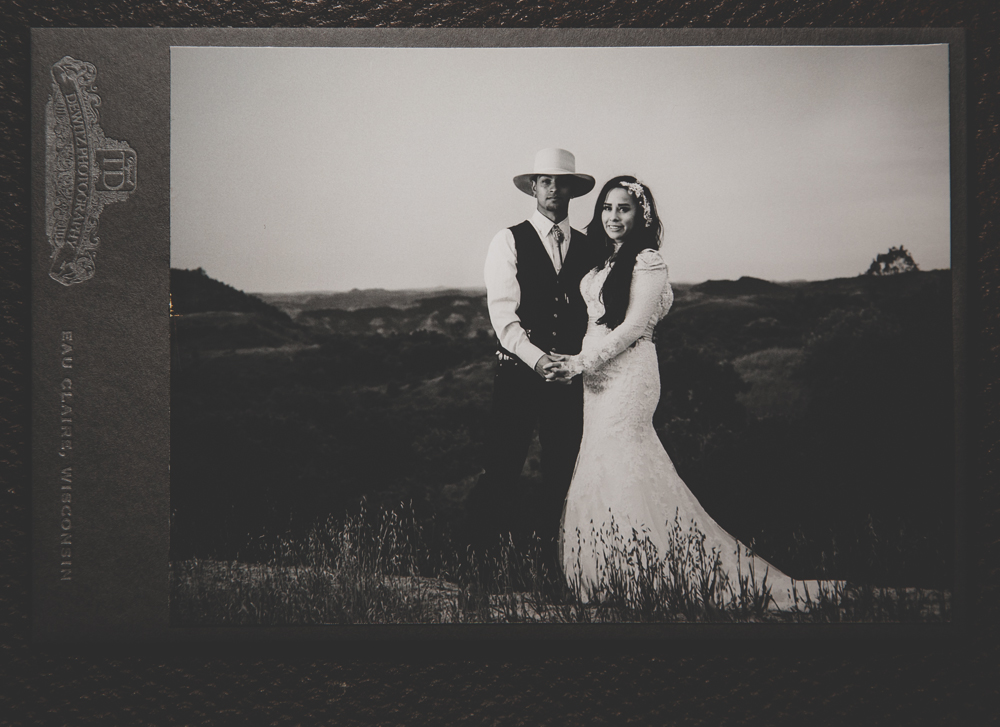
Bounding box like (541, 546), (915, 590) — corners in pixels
(602, 187), (638, 242)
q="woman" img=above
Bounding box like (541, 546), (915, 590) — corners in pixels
(550, 176), (824, 610)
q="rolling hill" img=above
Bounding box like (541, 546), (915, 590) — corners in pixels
(170, 267), (955, 589)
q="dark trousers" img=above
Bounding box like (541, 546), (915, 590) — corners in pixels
(469, 356), (584, 548)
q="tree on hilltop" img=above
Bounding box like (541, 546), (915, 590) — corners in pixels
(864, 246), (919, 276)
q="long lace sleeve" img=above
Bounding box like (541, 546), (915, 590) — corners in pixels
(565, 250), (668, 375)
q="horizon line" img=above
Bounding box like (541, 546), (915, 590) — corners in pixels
(243, 269), (951, 297)
(170, 265), (950, 296)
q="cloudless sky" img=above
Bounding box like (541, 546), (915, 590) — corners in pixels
(171, 44), (950, 292)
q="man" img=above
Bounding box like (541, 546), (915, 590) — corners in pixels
(468, 148), (598, 551)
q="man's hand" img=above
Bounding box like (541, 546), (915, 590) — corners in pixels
(534, 353), (557, 378)
(536, 354), (574, 384)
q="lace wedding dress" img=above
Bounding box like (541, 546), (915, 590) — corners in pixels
(559, 248), (822, 610)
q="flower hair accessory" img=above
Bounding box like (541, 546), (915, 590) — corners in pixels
(620, 180), (653, 228)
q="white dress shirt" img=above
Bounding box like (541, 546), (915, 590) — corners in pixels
(484, 209), (576, 371)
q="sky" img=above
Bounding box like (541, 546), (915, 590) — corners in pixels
(171, 44), (951, 292)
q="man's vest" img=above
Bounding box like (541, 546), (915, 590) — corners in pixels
(500, 220), (595, 358)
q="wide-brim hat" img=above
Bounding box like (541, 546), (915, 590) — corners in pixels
(513, 148), (595, 199)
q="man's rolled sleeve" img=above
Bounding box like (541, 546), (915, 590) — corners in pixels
(484, 228), (546, 371)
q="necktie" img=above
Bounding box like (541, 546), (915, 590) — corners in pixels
(552, 224), (565, 273)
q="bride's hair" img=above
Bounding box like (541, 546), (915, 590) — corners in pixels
(586, 175), (663, 330)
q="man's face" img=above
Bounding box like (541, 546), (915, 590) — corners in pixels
(532, 175), (572, 221)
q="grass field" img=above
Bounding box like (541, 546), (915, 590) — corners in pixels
(171, 501), (950, 626)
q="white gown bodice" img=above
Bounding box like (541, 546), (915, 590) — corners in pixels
(580, 249), (674, 334)
(569, 248), (673, 380)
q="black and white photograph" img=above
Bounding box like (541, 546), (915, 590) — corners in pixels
(166, 41), (956, 625)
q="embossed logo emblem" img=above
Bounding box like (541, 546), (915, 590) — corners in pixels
(45, 56), (137, 286)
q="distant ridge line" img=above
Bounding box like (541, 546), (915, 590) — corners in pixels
(257, 286), (487, 314)
(691, 276), (790, 296)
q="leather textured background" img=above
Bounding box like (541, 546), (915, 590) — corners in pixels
(2, 2), (998, 724)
